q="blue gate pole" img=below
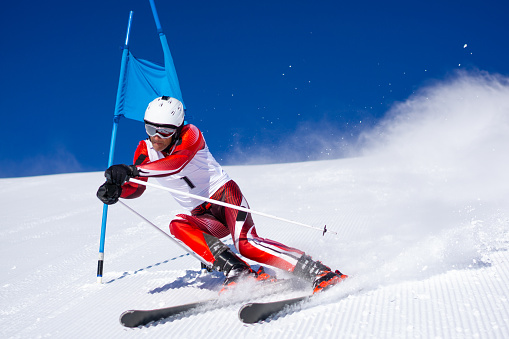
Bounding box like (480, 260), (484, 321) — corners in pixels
(148, 0), (163, 33)
(97, 11), (133, 283)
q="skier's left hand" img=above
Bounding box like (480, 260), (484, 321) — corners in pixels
(96, 182), (122, 205)
(104, 164), (139, 185)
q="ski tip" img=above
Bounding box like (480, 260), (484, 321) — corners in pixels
(119, 310), (138, 328)
(238, 303), (259, 324)
(238, 295), (311, 324)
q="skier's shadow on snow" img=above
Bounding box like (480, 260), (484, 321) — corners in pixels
(149, 269), (225, 294)
(105, 253), (193, 284)
(149, 243), (239, 293)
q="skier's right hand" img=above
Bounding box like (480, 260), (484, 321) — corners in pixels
(96, 182), (122, 205)
(104, 164), (139, 186)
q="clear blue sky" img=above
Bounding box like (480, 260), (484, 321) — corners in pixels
(1, 0), (507, 177)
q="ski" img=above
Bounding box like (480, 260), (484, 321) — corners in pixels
(120, 297), (220, 328)
(120, 278), (299, 328)
(239, 280), (359, 324)
(238, 294), (311, 324)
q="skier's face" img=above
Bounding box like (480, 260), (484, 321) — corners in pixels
(150, 135), (172, 152)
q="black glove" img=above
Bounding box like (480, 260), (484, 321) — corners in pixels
(97, 182), (122, 205)
(104, 164), (139, 185)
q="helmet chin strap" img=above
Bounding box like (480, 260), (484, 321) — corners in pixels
(163, 142), (177, 155)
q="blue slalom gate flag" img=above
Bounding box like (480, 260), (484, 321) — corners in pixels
(116, 34), (186, 122)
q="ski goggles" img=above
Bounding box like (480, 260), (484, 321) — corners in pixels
(145, 124), (177, 139)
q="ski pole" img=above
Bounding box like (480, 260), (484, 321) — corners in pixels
(118, 200), (213, 268)
(128, 178), (336, 236)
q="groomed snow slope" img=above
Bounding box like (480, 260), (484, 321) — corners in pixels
(1, 72), (509, 338)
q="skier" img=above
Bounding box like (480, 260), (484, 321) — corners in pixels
(97, 96), (347, 293)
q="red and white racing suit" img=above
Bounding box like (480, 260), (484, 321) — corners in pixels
(121, 124), (304, 272)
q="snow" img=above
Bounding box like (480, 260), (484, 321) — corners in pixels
(2, 71), (509, 338)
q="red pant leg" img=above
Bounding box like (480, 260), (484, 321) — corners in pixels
(170, 180), (305, 272)
(169, 214), (229, 264)
(219, 181), (305, 272)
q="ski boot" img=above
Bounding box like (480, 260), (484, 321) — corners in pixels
(214, 248), (274, 293)
(292, 254), (348, 294)
(312, 269), (348, 293)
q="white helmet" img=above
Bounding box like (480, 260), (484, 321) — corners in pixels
(144, 96), (184, 128)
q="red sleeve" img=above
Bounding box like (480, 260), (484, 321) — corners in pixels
(120, 141), (149, 199)
(136, 124), (205, 178)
